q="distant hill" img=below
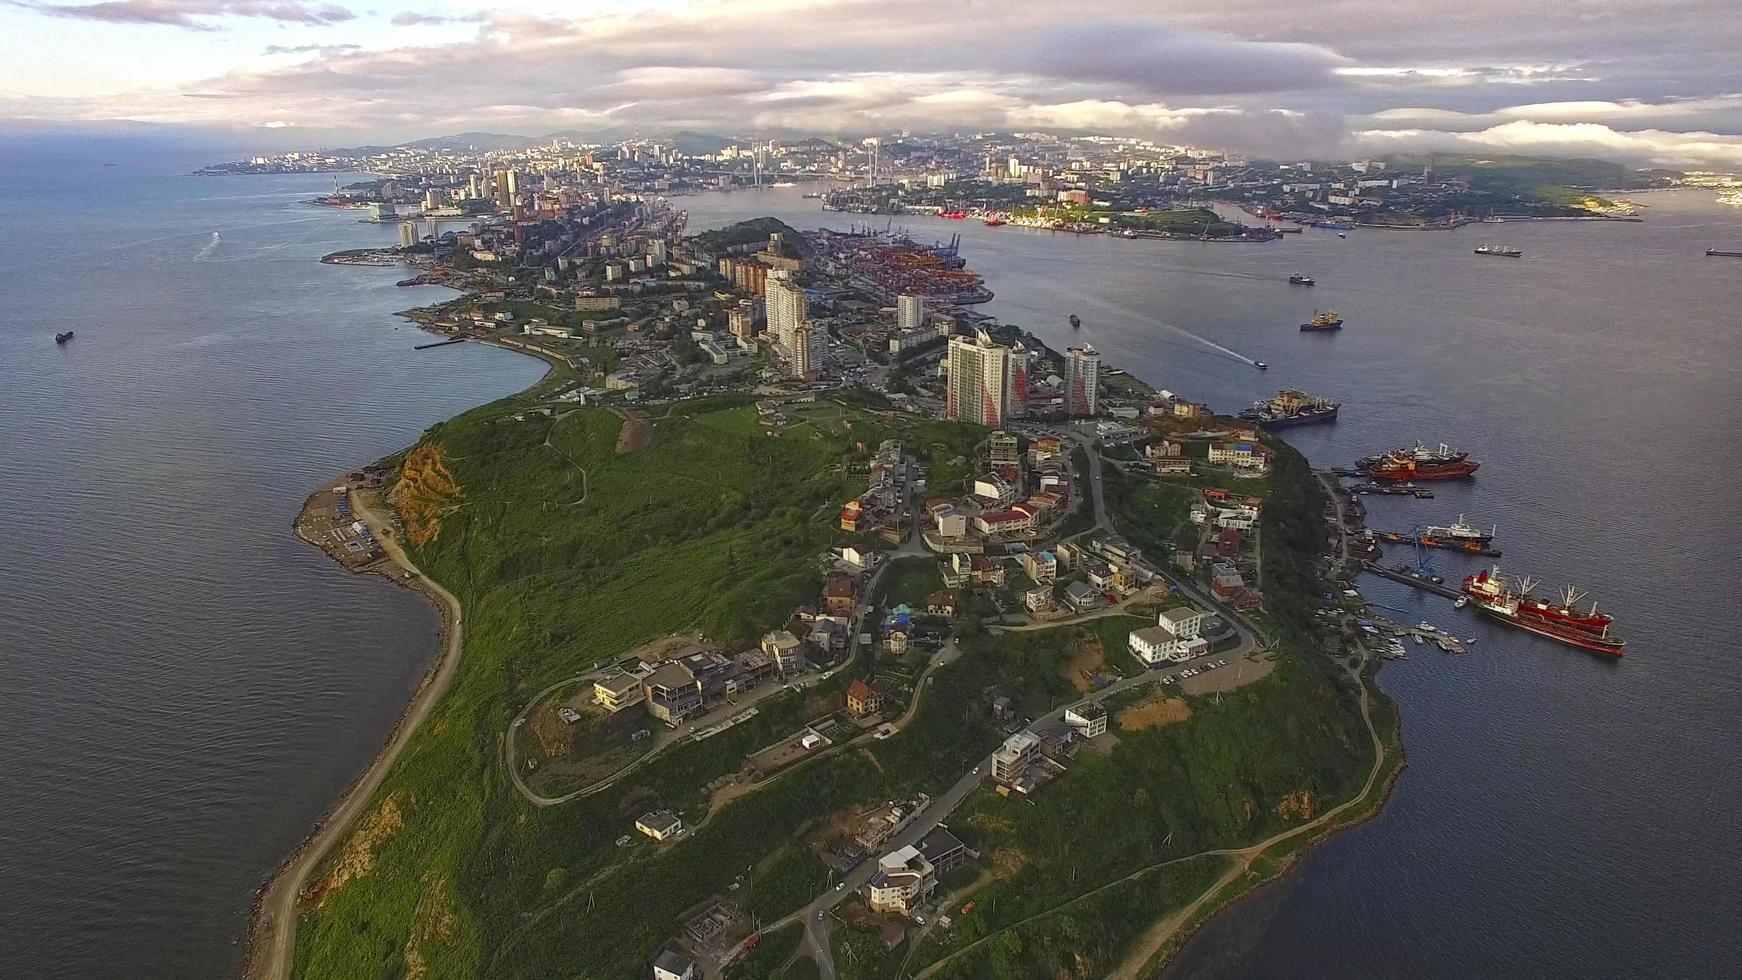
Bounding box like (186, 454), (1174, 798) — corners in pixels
(689, 216), (811, 257)
(1388, 154), (1672, 190)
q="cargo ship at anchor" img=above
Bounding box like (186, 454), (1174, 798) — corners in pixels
(1460, 567), (1626, 656)
(1239, 389), (1339, 428)
(1360, 443), (1480, 482)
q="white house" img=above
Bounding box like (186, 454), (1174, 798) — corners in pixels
(652, 949), (697, 980)
(1158, 607), (1207, 640)
(1065, 701), (1108, 738)
(866, 844), (938, 916)
(1128, 626), (1209, 666)
(972, 473), (1018, 506)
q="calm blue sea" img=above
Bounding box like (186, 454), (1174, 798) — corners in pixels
(0, 148), (545, 977)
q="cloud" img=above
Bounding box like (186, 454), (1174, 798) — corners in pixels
(1354, 120), (1742, 168)
(8, 0), (354, 28)
(262, 42), (361, 54)
(5, 0), (1742, 168)
(389, 10), (483, 26)
(1033, 21), (1348, 96)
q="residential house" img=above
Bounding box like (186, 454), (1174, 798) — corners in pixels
(973, 473), (1018, 506)
(1023, 586), (1054, 613)
(917, 827), (968, 874)
(635, 809), (685, 841)
(761, 629), (807, 675)
(847, 679), (884, 718)
(991, 730), (1042, 785)
(641, 662), (702, 726)
(929, 503), (968, 540)
(594, 672), (646, 713)
(973, 506), (1036, 538)
(1158, 606), (1208, 639)
(823, 573), (859, 617)
(865, 845), (937, 917)
(987, 430), (1021, 468)
(926, 591), (960, 619)
(1022, 550), (1058, 585)
(969, 555), (1007, 587)
(651, 949), (697, 980)
(1128, 625), (1206, 665)
(1062, 581), (1103, 611)
(840, 498), (864, 532)
(1065, 701), (1108, 738)
(1083, 559), (1115, 589)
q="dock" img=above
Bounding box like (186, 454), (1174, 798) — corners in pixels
(1358, 561), (1463, 599)
(414, 337), (467, 351)
(1707, 248), (1742, 257)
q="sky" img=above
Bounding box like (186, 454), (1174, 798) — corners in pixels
(3, 0), (1741, 167)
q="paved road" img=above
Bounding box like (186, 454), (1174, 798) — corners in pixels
(247, 490), (467, 980)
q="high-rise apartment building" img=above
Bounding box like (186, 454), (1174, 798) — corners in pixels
(897, 294), (925, 332)
(946, 331), (1028, 426)
(1065, 345), (1101, 417)
(765, 269), (808, 351)
(790, 322), (824, 379)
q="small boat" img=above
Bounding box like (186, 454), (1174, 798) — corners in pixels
(1069, 313), (1081, 329)
(1288, 274), (1316, 286)
(55, 331), (74, 344)
(1254, 361), (1268, 371)
(1337, 232), (1347, 238)
(1412, 634), (1425, 645)
(1454, 596), (1470, 609)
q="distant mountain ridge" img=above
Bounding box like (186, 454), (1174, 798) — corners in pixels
(324, 129), (741, 156)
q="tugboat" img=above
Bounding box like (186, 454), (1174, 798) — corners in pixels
(1288, 274), (1316, 285)
(1422, 515), (1497, 547)
(1461, 567), (1626, 656)
(1474, 244), (1524, 257)
(55, 330), (74, 344)
(1069, 313), (1081, 329)
(1240, 389), (1340, 428)
(1299, 311), (1344, 332)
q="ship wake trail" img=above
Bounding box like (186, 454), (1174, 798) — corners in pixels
(1075, 293), (1260, 366)
(194, 232), (221, 261)
(1152, 316), (1257, 366)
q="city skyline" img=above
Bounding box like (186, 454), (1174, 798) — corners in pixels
(4, 0), (1742, 168)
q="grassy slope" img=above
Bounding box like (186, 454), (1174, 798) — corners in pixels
(291, 397), (984, 979)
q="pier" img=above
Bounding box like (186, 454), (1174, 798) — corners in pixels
(414, 338), (467, 351)
(1358, 561), (1464, 600)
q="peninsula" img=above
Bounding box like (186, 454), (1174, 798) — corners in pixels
(246, 146), (1409, 980)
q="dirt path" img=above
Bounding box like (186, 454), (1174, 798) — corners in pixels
(245, 489), (467, 980)
(1107, 653), (1384, 978)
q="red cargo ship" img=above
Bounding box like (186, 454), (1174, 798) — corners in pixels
(1365, 442), (1480, 481)
(1460, 567), (1626, 656)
